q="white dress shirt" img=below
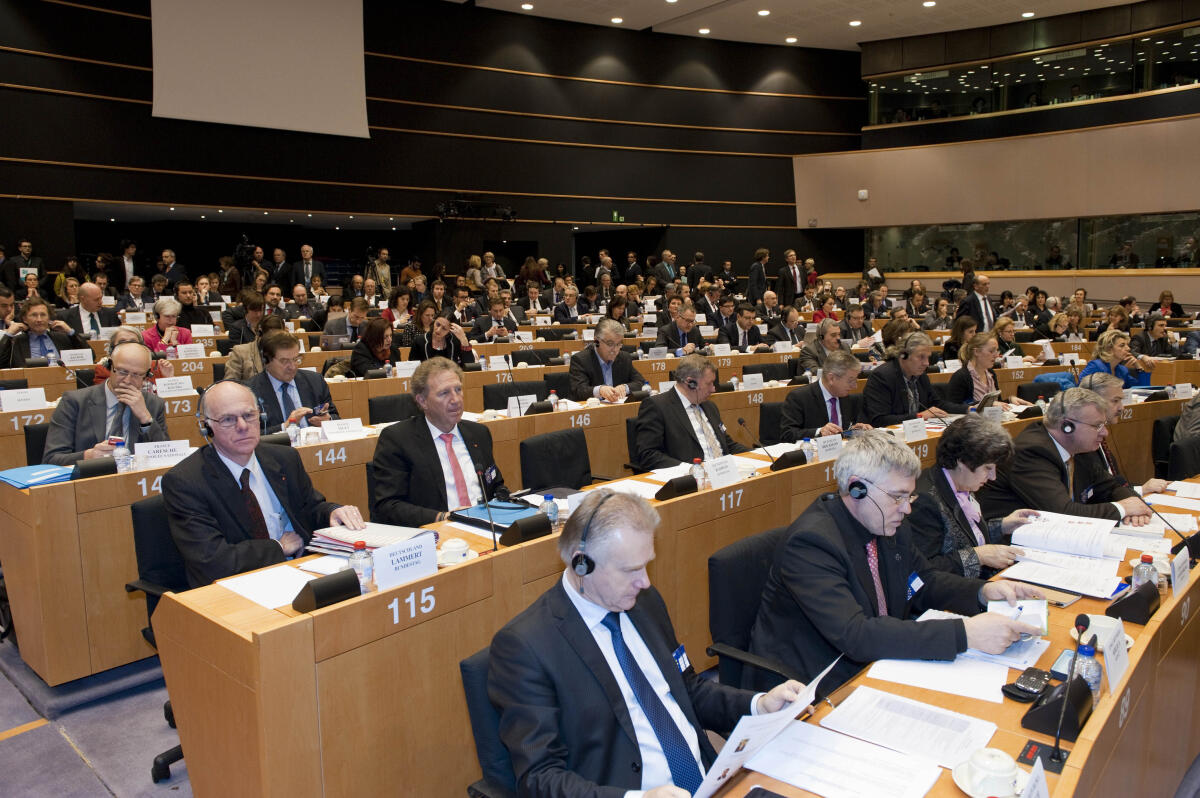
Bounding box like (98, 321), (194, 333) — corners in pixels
(214, 450), (293, 542)
(266, 372), (308, 427)
(675, 386), (718, 460)
(426, 417), (483, 509)
(817, 379), (843, 435)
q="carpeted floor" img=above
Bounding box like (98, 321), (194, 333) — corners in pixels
(0, 666), (190, 797)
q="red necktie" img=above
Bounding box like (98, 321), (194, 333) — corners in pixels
(865, 539), (888, 616)
(240, 469), (270, 540)
(440, 432), (473, 508)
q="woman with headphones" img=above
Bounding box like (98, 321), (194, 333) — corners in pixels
(1078, 328), (1153, 388)
(93, 325), (175, 384)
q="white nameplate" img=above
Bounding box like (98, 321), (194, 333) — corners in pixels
(507, 394), (539, 418)
(155, 376), (196, 397)
(695, 314), (706, 324)
(643, 313), (657, 324)
(98, 326), (121, 340)
(648, 346), (669, 359)
(644, 300), (657, 312)
(489, 355), (510, 370)
(1005, 355), (1026, 369)
(1020, 758), (1049, 798)
(699, 325), (716, 338)
(373, 532), (437, 591)
(806, 323), (818, 334)
(221, 295), (232, 303)
(582, 329), (595, 341)
(136, 439), (191, 467)
(982, 406), (1003, 423)
(902, 418), (927, 442)
(209, 310), (223, 321)
(741, 373), (764, 390)
(59, 348), (94, 366)
(1042, 343), (1055, 360)
(1061, 352), (1080, 365)
(190, 324), (215, 337)
(711, 344), (732, 356)
(642, 327), (658, 341)
(175, 343), (206, 359)
(321, 418), (366, 442)
(0, 388), (48, 412)
(124, 312), (147, 324)
(1098, 616), (1128, 691)
(534, 316), (550, 326)
(941, 358), (962, 373)
(393, 360), (419, 378)
(101, 295), (116, 307)
(772, 340), (792, 353)
(515, 331), (533, 342)
(1175, 383), (1194, 400)
(705, 455), (741, 489)
(658, 380), (675, 394)
(815, 433), (843, 462)
(1172, 547), (1191, 597)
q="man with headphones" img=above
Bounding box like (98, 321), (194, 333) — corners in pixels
(1079, 372), (1170, 496)
(633, 354), (748, 471)
(43, 340), (168, 465)
(862, 330), (966, 426)
(748, 431), (1042, 694)
(979, 387), (1152, 524)
(488, 489), (806, 798)
(163, 380), (364, 588)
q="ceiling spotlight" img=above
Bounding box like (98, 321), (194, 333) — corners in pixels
(667, 0), (677, 3)
(217, 209), (223, 213)
(263, 211), (268, 215)
(109, 218), (116, 222)
(698, 27), (710, 34)
(849, 19), (862, 26)
(521, 3), (533, 9)
(611, 16), (623, 23)
(923, 1), (936, 6)
(786, 36), (797, 43)
(392, 227), (396, 231)
(349, 215), (354, 219)
(335, 226), (340, 230)
(290, 219), (295, 223)
(758, 9), (770, 16)
(200, 215), (206, 219)
(1021, 11), (1034, 17)
(307, 213), (313, 217)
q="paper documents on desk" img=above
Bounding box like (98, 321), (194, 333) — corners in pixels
(867, 656), (1009, 703)
(693, 655), (840, 798)
(218, 566), (316, 609)
(643, 463), (693, 483)
(747, 721), (941, 798)
(1119, 510), (1196, 534)
(917, 609), (1051, 670)
(819, 685), (997, 769)
(599, 478), (662, 500)
(1147, 493), (1200, 513)
(1000, 560), (1121, 598)
(1011, 512), (1117, 558)
(309, 522), (430, 554)
(297, 555), (349, 576)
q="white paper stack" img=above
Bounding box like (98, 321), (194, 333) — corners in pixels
(308, 522), (431, 555)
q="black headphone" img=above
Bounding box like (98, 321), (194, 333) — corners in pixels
(848, 479), (869, 499)
(1054, 389), (1074, 434)
(107, 340), (155, 379)
(196, 378), (266, 440)
(684, 379), (699, 390)
(572, 491), (616, 577)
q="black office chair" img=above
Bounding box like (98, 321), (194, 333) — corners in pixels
(123, 495), (187, 783)
(706, 526), (803, 689)
(536, 328), (572, 342)
(215, 339), (234, 356)
(759, 401), (785, 446)
(73, 368), (94, 389)
(1016, 382), (1062, 403)
(742, 362), (790, 383)
(714, 381), (734, 393)
(481, 381), (550, 411)
(211, 362), (225, 382)
(544, 371), (571, 400)
(520, 429), (597, 492)
(460, 647), (517, 798)
(368, 393), (421, 425)
(1152, 415), (1182, 479)
(929, 381), (951, 404)
(0, 378), (29, 390)
(624, 416), (647, 474)
(1014, 330), (1037, 343)
(23, 422), (50, 466)
(1168, 435), (1200, 482)
(509, 348), (559, 367)
(1174, 752), (1200, 798)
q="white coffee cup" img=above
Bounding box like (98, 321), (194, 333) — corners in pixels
(586, 397), (601, 407)
(441, 538), (470, 562)
(963, 748), (1020, 797)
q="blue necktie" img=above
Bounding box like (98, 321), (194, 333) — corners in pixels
(280, 382), (295, 419)
(600, 612), (702, 793)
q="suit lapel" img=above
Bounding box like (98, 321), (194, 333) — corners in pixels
(87, 385), (109, 446)
(933, 468), (973, 540)
(664, 395), (702, 459)
(627, 601), (704, 735)
(201, 447), (254, 540)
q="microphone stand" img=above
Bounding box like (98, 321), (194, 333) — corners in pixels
(1048, 615), (1090, 768)
(475, 467), (499, 552)
(737, 417), (777, 466)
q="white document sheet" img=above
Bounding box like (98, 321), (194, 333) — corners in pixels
(747, 721), (941, 798)
(600, 479), (663, 499)
(867, 657), (1009, 703)
(1000, 560), (1121, 598)
(1011, 512), (1117, 558)
(1168, 482), (1200, 498)
(819, 686), (997, 770)
(442, 521), (504, 542)
(643, 463), (693, 484)
(917, 609), (1051, 670)
(312, 521), (428, 548)
(217, 566), (316, 609)
(1015, 549), (1122, 574)
(296, 555), (348, 575)
(1148, 494), (1200, 513)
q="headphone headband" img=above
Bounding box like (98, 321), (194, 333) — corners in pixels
(572, 490), (617, 577)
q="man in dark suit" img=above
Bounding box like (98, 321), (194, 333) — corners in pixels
(174, 281), (213, 329)
(568, 318), (647, 401)
(954, 273), (995, 331)
(371, 358), (507, 527)
(745, 248), (768, 306)
(470, 296), (518, 342)
(116, 275), (151, 312)
(780, 351), (867, 442)
(688, 251), (712, 287)
(797, 318), (851, 372)
(516, 283), (548, 315)
(766, 307), (805, 347)
(838, 305), (871, 346)
(246, 332), (338, 434)
(754, 290), (783, 323)
(158, 248), (187, 289)
(43, 340), (168, 465)
(653, 249), (678, 285)
(553, 286), (585, 324)
(449, 286), (477, 326)
(748, 431), (1041, 693)
(1081, 372), (1170, 496)
(654, 304), (704, 357)
(322, 297), (370, 342)
(489, 489), (804, 798)
(716, 303), (770, 353)
(290, 244), (326, 290)
(226, 291), (265, 346)
(978, 387), (1152, 523)
(2, 238), (45, 292)
(633, 354), (748, 470)
(862, 331), (966, 426)
(711, 295), (738, 340)
(500, 289), (526, 326)
(164, 380), (364, 588)
(285, 283), (323, 332)
(57, 282), (119, 338)
(693, 284), (722, 323)
(1131, 315), (1178, 357)
(776, 249), (803, 310)
(0, 296), (90, 368)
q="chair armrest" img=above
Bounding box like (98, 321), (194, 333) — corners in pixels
(705, 643), (806, 683)
(125, 579), (169, 598)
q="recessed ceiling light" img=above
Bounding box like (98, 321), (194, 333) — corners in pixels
(923, 1), (935, 6)
(611, 16), (623, 23)
(520, 3), (533, 9)
(785, 36), (797, 43)
(109, 218), (116, 222)
(289, 219), (294, 223)
(217, 209), (223, 213)
(307, 213), (312, 217)
(698, 27), (710, 34)
(263, 211), (268, 215)
(758, 9), (770, 16)
(349, 215), (354, 219)
(667, 0), (678, 3)
(200, 215), (206, 219)
(392, 227), (396, 231)
(335, 226), (340, 230)
(849, 19), (862, 26)
(169, 207), (175, 211)
(1021, 11), (1034, 17)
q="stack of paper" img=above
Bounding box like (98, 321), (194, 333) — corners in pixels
(308, 522), (431, 555)
(1000, 512), (1129, 597)
(918, 609), (1051, 670)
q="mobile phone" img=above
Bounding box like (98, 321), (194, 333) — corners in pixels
(1050, 648), (1075, 681)
(1014, 667), (1051, 694)
(746, 788), (789, 798)
(107, 436), (125, 446)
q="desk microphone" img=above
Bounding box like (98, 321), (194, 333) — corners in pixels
(1049, 614), (1091, 765)
(256, 395), (269, 433)
(475, 467), (499, 552)
(505, 353), (519, 393)
(1117, 477), (1200, 560)
(914, 397), (949, 427)
(737, 417), (776, 466)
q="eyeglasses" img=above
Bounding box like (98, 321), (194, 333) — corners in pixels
(205, 411), (260, 430)
(862, 478), (918, 506)
(1066, 417), (1107, 432)
(596, 338), (623, 349)
(111, 367), (146, 380)
(273, 355), (304, 366)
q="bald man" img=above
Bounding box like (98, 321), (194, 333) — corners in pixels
(58, 281), (119, 338)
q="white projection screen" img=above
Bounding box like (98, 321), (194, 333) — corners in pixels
(150, 0), (369, 138)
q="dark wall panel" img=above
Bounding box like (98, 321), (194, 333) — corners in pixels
(945, 29), (990, 65)
(1131, 0), (1184, 29)
(0, 199), (76, 272)
(861, 39), (903, 75)
(1080, 5), (1133, 40)
(1034, 14), (1082, 50)
(902, 35), (946, 70)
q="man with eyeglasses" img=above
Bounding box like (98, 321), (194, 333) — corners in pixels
(654, 303), (704, 357)
(43, 340), (168, 465)
(568, 318), (647, 402)
(979, 387), (1152, 524)
(163, 380), (364, 587)
(748, 431), (1043, 694)
(246, 331), (338, 434)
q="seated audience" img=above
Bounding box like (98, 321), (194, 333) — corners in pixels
(716, 302), (770, 353)
(797, 318), (851, 372)
(142, 298), (194, 353)
(766, 306), (804, 347)
(0, 296), (90, 367)
(57, 282), (119, 338)
(323, 297), (370, 343)
(942, 316), (977, 362)
(655, 303), (704, 356)
(945, 333), (1032, 409)
(469, 296), (518, 342)
(568, 318), (646, 401)
(350, 317), (406, 376)
(1130, 314), (1178, 358)
(246, 331), (338, 433)
(225, 315), (286, 382)
(1078, 372), (1169, 495)
(633, 354), (747, 470)
(863, 331), (965, 425)
(780, 350), (867, 442)
(1078, 329), (1153, 388)
(93, 325), (175, 384)
(409, 312), (475, 367)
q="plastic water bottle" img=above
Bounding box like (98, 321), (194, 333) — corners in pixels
(642, 381), (652, 395)
(730, 376), (739, 391)
(112, 441), (133, 473)
(348, 541), (374, 595)
(1035, 395), (1047, 411)
(1072, 644), (1103, 708)
(1131, 553), (1158, 592)
(690, 457), (708, 489)
(166, 345), (177, 359)
(801, 438), (816, 461)
(285, 422), (301, 445)
(548, 390), (558, 410)
(539, 494), (560, 532)
(384, 360), (393, 378)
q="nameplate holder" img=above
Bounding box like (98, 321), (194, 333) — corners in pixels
(710, 344), (732, 356)
(137, 439), (191, 467)
(101, 295), (116, 307)
(507, 394), (538, 418)
(815, 435), (842, 462)
(1172, 548), (1191, 597)
(190, 324), (215, 337)
(654, 475), (697, 501)
(60, 348), (94, 366)
(155, 376), (196, 398)
(982, 406), (1004, 423)
(582, 329), (594, 341)
(941, 358), (962, 373)
(393, 360), (419, 378)
(321, 418), (365, 442)
(695, 313), (707, 324)
(772, 341), (793, 353)
(534, 317), (550, 326)
(498, 513), (552, 546)
(1006, 355), (1026, 369)
(291, 568), (360, 612)
(0, 388), (48, 413)
(770, 449), (808, 472)
(805, 323), (818, 334)
(489, 355), (509, 370)
(1175, 383), (1194, 400)
(705, 455), (741, 489)
(741, 373), (764, 390)
(1021, 675), (1093, 742)
(124, 312), (147, 324)
(1105, 580), (1159, 625)
(175, 343), (206, 359)
(902, 418), (927, 442)
(657, 380), (675, 394)
(1098, 616), (1129, 689)
(643, 313), (657, 324)
(71, 457), (117, 480)
(515, 331), (533, 342)
(699, 326), (716, 338)
(373, 532), (437, 592)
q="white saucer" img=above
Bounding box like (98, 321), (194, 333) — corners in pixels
(1069, 626), (1134, 651)
(951, 762), (1029, 798)
(438, 549), (478, 568)
(1128, 557), (1172, 575)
